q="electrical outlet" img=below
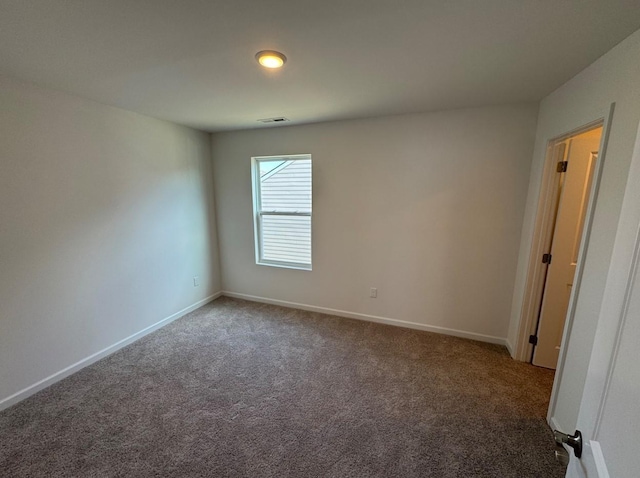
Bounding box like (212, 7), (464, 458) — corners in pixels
(193, 276), (200, 287)
(370, 287), (377, 298)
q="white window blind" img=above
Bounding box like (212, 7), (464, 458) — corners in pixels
(252, 155), (312, 269)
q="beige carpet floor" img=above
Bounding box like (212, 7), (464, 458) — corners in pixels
(0, 297), (566, 477)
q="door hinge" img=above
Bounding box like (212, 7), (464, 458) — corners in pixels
(557, 161), (568, 173)
(542, 253), (552, 264)
(529, 335), (538, 345)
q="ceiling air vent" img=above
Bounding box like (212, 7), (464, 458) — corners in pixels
(257, 117), (290, 123)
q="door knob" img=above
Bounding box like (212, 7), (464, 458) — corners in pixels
(554, 429), (583, 458)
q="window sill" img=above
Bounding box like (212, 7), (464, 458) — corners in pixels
(256, 260), (312, 271)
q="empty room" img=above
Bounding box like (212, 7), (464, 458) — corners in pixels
(2, 1), (640, 477)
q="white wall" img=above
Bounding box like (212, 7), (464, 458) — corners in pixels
(506, 29), (640, 432)
(0, 76), (221, 407)
(212, 105), (538, 342)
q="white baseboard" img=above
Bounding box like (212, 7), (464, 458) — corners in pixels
(0, 292), (222, 411)
(505, 339), (515, 358)
(222, 291), (507, 346)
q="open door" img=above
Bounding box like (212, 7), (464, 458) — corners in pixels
(554, 121), (640, 477)
(533, 128), (601, 369)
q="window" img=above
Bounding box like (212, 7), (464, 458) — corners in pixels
(251, 154), (312, 270)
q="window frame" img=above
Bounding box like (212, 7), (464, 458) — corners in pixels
(251, 154), (313, 271)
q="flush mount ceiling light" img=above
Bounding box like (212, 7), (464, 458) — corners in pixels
(255, 50), (287, 69)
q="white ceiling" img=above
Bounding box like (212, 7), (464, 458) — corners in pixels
(1, 0), (639, 132)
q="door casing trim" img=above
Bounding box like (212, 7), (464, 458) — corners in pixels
(511, 104), (615, 424)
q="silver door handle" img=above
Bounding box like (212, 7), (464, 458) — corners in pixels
(554, 429), (583, 458)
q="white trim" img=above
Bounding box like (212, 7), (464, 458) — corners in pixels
(549, 415), (562, 432)
(593, 222), (640, 438)
(253, 153), (312, 161)
(590, 441), (611, 478)
(514, 141), (566, 362)
(251, 154), (313, 271)
(256, 260), (312, 271)
(515, 113), (612, 363)
(222, 291), (507, 346)
(547, 105), (615, 424)
(505, 339), (515, 358)
(0, 292), (222, 411)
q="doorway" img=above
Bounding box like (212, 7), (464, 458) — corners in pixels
(530, 126), (603, 369)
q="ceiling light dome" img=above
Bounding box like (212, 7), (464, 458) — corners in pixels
(255, 50), (287, 69)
